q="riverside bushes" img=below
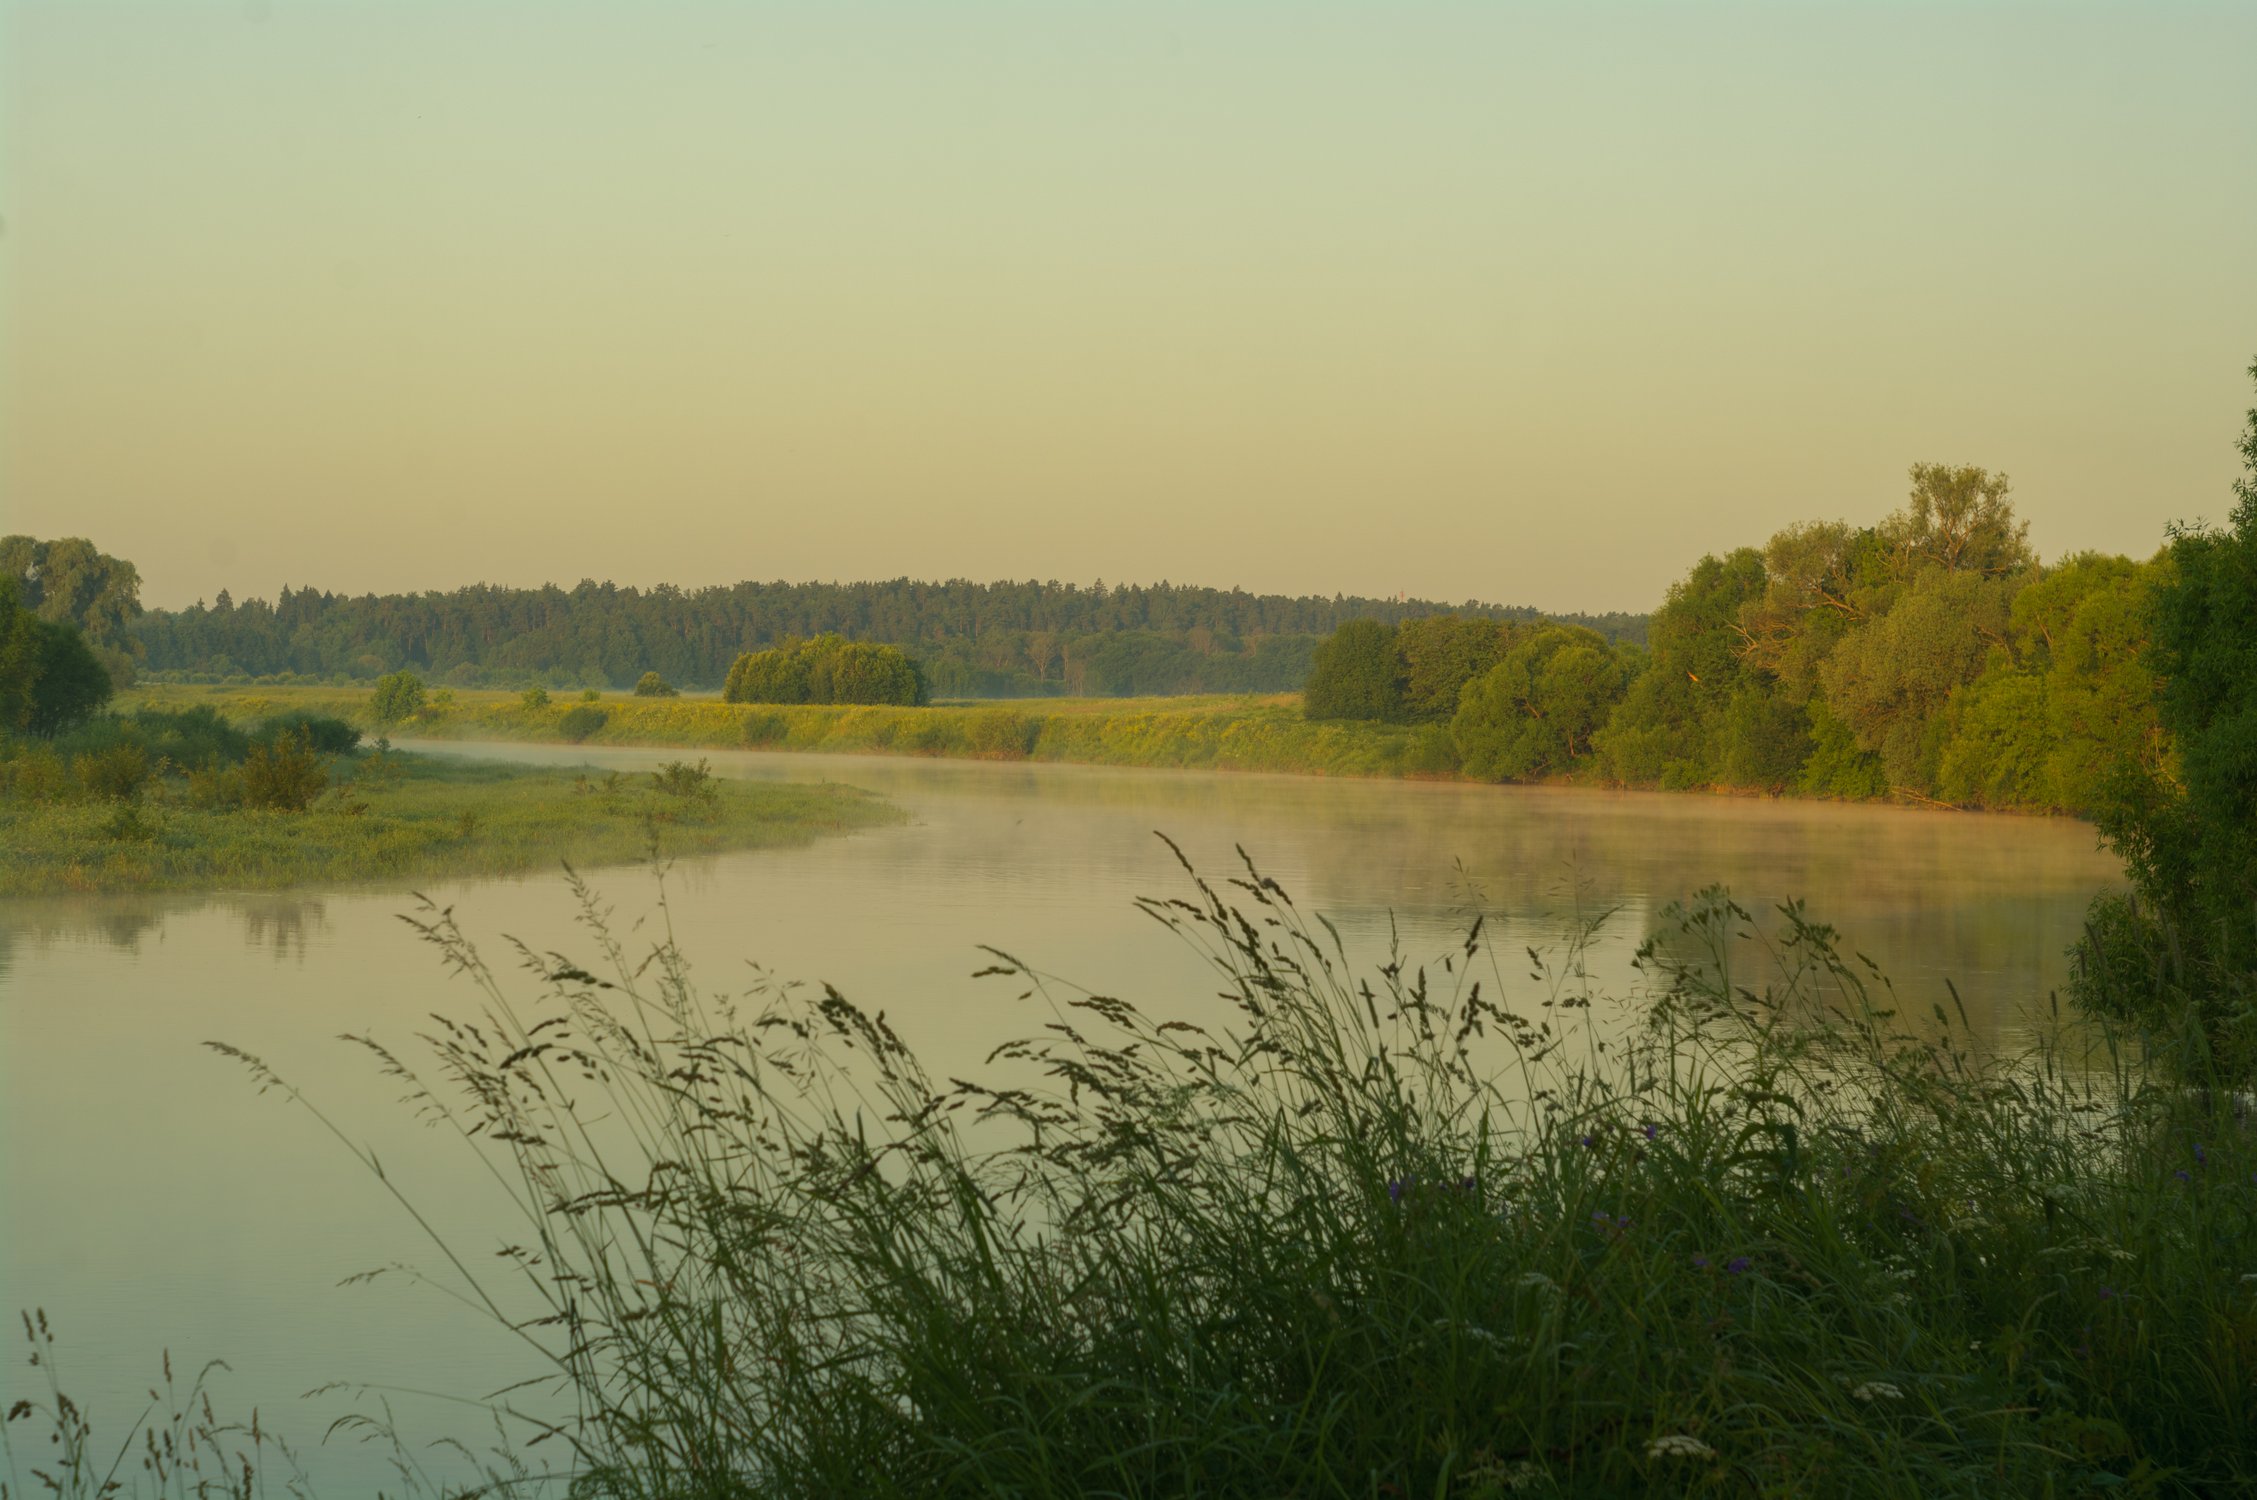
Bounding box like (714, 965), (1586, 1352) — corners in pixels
(131, 854), (2254, 1498)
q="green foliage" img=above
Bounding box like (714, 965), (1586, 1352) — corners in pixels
(1394, 614), (1514, 721)
(650, 757), (718, 806)
(1818, 569), (2016, 791)
(581, 688), (602, 701)
(558, 704), (609, 742)
(73, 743), (152, 802)
(520, 686), (550, 711)
(1453, 625), (1630, 780)
(238, 729), (328, 812)
(1797, 699), (1889, 799)
(0, 535), (144, 657)
(255, 711), (361, 756)
(723, 635), (926, 707)
(369, 670), (427, 724)
(126, 572), (1646, 695)
(2077, 359), (2257, 1062)
(1301, 618), (1403, 721)
(1596, 549), (1771, 788)
(633, 671), (678, 698)
(23, 618), (116, 734)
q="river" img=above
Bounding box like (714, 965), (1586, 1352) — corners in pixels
(0, 743), (2121, 1491)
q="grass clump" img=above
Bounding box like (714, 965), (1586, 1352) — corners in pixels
(160, 851), (2257, 1497)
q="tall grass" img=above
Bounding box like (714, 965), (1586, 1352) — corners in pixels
(122, 852), (2257, 1497)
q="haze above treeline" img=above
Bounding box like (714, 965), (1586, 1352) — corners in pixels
(6, 6), (2252, 614)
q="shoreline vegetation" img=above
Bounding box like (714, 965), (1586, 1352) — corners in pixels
(110, 680), (2099, 818)
(0, 737), (898, 898)
(12, 860), (2256, 1497)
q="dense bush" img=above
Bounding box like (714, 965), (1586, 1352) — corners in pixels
(255, 711), (360, 756)
(723, 635), (928, 707)
(558, 704), (608, 742)
(238, 729), (328, 811)
(633, 671), (678, 698)
(1453, 625), (1633, 780)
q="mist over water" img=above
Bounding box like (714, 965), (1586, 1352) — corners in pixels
(0, 747), (2119, 1489)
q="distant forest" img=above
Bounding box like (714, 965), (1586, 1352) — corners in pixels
(120, 577), (1648, 698)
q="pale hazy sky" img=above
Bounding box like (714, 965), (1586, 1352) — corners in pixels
(3, 3), (2252, 614)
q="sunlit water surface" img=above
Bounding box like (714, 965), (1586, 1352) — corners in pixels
(0, 744), (2120, 1489)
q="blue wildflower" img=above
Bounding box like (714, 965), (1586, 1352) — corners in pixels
(1725, 1256), (1751, 1275)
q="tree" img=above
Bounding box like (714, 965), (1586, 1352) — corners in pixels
(1453, 626), (1629, 781)
(1, 535), (144, 687)
(2076, 359), (2257, 1063)
(22, 619), (114, 734)
(1597, 549), (1775, 788)
(370, 670), (427, 723)
(1881, 464), (2034, 579)
(1817, 568), (2016, 793)
(1302, 619), (1403, 721)
(634, 671), (678, 698)
(1395, 616), (1514, 722)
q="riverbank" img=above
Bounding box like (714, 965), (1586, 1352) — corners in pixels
(104, 682), (1620, 785)
(0, 748), (900, 897)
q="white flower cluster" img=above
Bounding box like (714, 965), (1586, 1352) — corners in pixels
(1645, 1434), (1717, 1460)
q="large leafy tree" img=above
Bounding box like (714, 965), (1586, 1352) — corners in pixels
(1, 535), (144, 686)
(1453, 626), (1630, 781)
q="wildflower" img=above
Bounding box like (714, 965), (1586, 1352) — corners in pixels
(2194, 1143), (2207, 1166)
(1643, 1123), (1658, 1141)
(1691, 1255), (1710, 1271)
(2098, 1285), (2115, 1301)
(1461, 1175), (1478, 1192)
(1851, 1381), (1904, 1402)
(1580, 1134), (1595, 1148)
(1725, 1256), (1751, 1275)
(1388, 1178), (1407, 1204)
(1645, 1435), (1716, 1460)
(1515, 1271), (1558, 1293)
(2175, 1169), (2191, 1183)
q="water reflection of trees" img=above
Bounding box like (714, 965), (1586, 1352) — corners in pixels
(0, 893), (331, 970)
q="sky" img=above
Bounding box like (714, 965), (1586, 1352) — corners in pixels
(2, 2), (2253, 615)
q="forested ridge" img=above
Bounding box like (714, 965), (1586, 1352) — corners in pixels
(118, 575), (1646, 697)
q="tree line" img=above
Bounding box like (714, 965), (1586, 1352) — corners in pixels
(106, 574), (1643, 696)
(1305, 461), (2172, 816)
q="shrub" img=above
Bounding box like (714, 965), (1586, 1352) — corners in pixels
(633, 672), (679, 698)
(740, 709), (790, 747)
(256, 711), (360, 756)
(369, 670), (426, 724)
(521, 686), (550, 711)
(239, 729), (327, 811)
(0, 743), (69, 802)
(73, 743), (152, 802)
(558, 705), (608, 743)
(724, 636), (926, 706)
(581, 688), (602, 702)
(651, 758), (719, 806)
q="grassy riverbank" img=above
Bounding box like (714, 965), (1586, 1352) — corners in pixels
(0, 748), (898, 897)
(123, 681), (1541, 780)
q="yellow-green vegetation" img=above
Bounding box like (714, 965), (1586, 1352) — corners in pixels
(0, 726), (897, 897)
(127, 681), (1460, 778)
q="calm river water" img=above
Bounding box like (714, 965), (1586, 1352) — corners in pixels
(0, 744), (2121, 1490)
